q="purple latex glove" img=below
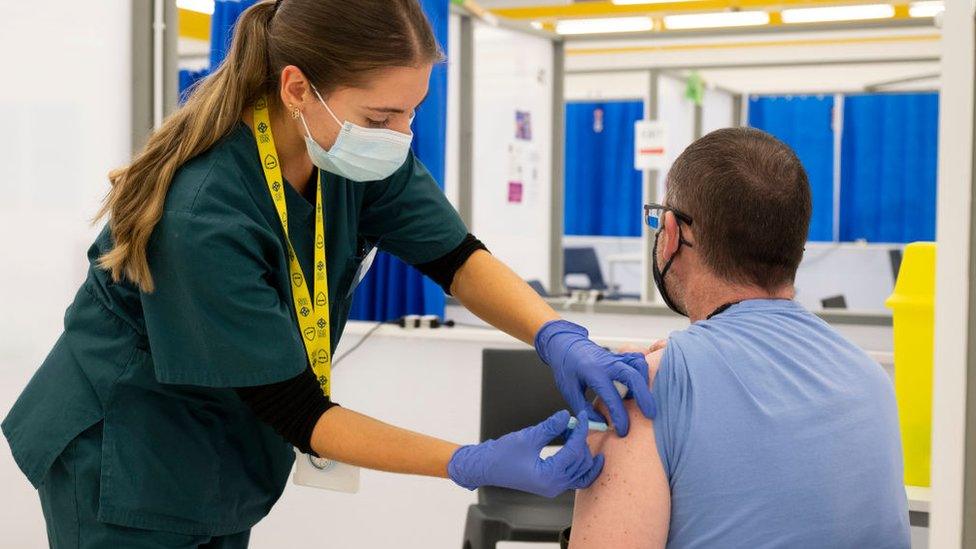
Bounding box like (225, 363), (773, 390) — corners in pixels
(448, 410), (605, 498)
(535, 319), (657, 436)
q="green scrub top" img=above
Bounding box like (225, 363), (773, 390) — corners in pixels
(2, 122), (468, 536)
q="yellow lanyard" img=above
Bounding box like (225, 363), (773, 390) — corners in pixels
(252, 96), (332, 397)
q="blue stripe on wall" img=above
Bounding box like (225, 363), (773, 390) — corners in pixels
(840, 92), (938, 243)
(748, 95), (836, 242)
(564, 101), (645, 237)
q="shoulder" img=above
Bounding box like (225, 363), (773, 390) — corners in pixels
(165, 125), (262, 218)
(645, 349), (664, 386)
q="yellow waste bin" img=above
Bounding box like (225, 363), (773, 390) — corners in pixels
(885, 242), (936, 487)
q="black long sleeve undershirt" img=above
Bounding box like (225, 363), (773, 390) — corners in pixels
(414, 233), (489, 295)
(235, 233), (487, 454)
(235, 365), (337, 456)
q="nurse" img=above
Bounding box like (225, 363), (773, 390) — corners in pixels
(3, 0), (656, 546)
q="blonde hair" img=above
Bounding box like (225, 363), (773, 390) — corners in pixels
(97, 0), (440, 292)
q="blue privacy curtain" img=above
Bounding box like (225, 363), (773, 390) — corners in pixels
(840, 93), (939, 243)
(179, 0), (256, 100)
(349, 0), (450, 321)
(748, 95), (835, 242)
(564, 101), (645, 237)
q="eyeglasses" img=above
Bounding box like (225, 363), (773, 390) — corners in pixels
(644, 203), (694, 231)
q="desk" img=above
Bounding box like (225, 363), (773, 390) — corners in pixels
(907, 485), (930, 527)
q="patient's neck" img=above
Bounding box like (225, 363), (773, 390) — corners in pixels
(683, 272), (794, 323)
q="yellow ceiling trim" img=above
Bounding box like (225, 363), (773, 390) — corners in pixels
(494, 0), (917, 20)
(567, 32), (939, 55)
(178, 8), (210, 42)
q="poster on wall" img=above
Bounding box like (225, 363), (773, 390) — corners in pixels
(515, 110), (532, 140)
(508, 109), (541, 205)
(635, 120), (668, 170)
(507, 138), (540, 205)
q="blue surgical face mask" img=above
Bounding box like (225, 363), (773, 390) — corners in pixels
(299, 86), (413, 182)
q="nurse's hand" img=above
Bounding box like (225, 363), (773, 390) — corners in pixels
(448, 410), (605, 498)
(534, 320), (657, 436)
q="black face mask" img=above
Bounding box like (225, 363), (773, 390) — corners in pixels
(652, 229), (688, 317)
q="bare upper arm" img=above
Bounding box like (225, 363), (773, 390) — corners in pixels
(569, 349), (670, 549)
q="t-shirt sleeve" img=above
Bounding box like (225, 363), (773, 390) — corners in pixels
(358, 151), (468, 265)
(652, 341), (692, 482)
(141, 211), (307, 387)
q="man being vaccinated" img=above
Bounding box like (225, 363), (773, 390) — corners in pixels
(570, 127), (910, 548)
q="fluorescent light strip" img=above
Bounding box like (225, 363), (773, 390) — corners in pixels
(176, 0), (215, 15)
(781, 4), (895, 24)
(556, 17), (653, 35)
(664, 11), (769, 30)
(909, 0), (945, 17)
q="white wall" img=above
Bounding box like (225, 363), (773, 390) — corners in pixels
(470, 23), (554, 284)
(0, 1), (132, 546)
(702, 86), (736, 134)
(565, 71), (649, 102)
(655, 74), (696, 198)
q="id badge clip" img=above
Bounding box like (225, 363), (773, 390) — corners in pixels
(293, 449), (361, 493)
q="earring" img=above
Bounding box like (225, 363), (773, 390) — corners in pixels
(290, 105), (301, 120)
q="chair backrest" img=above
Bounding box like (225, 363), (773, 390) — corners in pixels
(821, 294), (848, 310)
(889, 248), (903, 286)
(480, 349), (570, 443)
(526, 279), (550, 297)
(563, 247), (607, 290)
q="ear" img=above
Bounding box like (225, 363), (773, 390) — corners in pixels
(660, 211), (681, 260)
(278, 65), (310, 112)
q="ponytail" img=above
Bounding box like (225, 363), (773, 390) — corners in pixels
(96, 0), (277, 292)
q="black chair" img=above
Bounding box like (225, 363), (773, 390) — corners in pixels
(889, 248), (904, 286)
(526, 279), (550, 298)
(821, 294), (848, 310)
(563, 247), (607, 291)
(461, 349), (576, 549)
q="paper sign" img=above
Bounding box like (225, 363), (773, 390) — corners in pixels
(635, 120), (667, 170)
(508, 181), (523, 203)
(516, 111), (532, 141)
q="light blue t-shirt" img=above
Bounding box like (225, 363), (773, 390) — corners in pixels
(653, 299), (909, 548)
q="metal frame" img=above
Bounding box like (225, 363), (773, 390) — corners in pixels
(131, 0), (178, 153)
(732, 93), (745, 126)
(550, 42), (567, 295)
(641, 70), (660, 302)
(930, 2), (976, 546)
(452, 5), (567, 295)
(457, 14), (475, 227)
(131, 1), (153, 153)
